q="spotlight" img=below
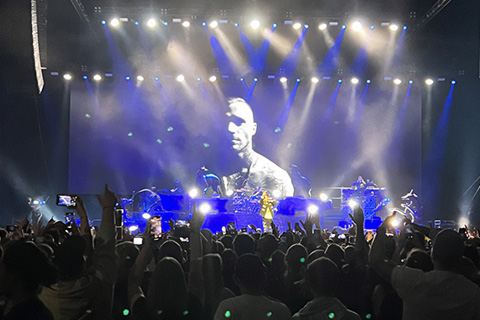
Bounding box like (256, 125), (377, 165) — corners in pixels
(307, 205), (319, 214)
(393, 78), (402, 85)
(348, 199), (357, 208)
(250, 20), (260, 30)
(142, 213), (151, 220)
(254, 77), (258, 82)
(93, 74), (102, 81)
(352, 21), (362, 32)
(125, 76), (130, 81)
(198, 203), (211, 214)
(338, 79), (343, 83)
(163, 21), (168, 26)
(403, 26), (407, 30)
(311, 77), (319, 83)
(451, 80), (456, 85)
(209, 20), (218, 28)
(101, 20), (106, 25)
(128, 225), (139, 232)
(63, 73), (72, 80)
(320, 193), (328, 201)
(196, 77), (201, 81)
(342, 25), (346, 29)
(293, 22), (302, 30)
(83, 75), (88, 80)
(202, 22), (206, 26)
(147, 18), (157, 28)
(272, 190), (282, 198)
(234, 22), (239, 27)
(176, 74), (185, 82)
(155, 77), (159, 81)
(137, 75), (144, 82)
(389, 24), (399, 31)
(188, 188), (198, 198)
(110, 18), (120, 27)
(134, 21), (139, 26)
(366, 79), (371, 84)
(409, 80), (413, 84)
(370, 25), (375, 30)
(304, 24), (309, 28)
(296, 78), (301, 82)
(272, 23), (277, 28)
(240, 78), (244, 82)
(209, 75), (217, 82)
(425, 79), (434, 86)
(182, 21), (190, 28)
(280, 77), (287, 83)
(391, 219), (400, 227)
(351, 77), (359, 84)
(319, 23), (327, 30)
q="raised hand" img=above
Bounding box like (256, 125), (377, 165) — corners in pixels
(189, 203), (205, 231)
(348, 206), (364, 226)
(96, 184), (117, 209)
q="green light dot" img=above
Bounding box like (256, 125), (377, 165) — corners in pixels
(123, 309), (130, 316)
(287, 143), (292, 148)
(167, 126), (174, 132)
(274, 127), (281, 133)
(203, 143), (210, 148)
(126, 256), (130, 260)
(86, 309), (92, 314)
(328, 312), (335, 319)
(300, 257), (305, 263)
(183, 310), (189, 316)
(156, 139), (162, 144)
(267, 311), (272, 317)
(366, 314), (372, 319)
(85, 114), (91, 118)
(128, 132), (133, 137)
(268, 257), (272, 262)
(157, 310), (163, 315)
(225, 310), (231, 318)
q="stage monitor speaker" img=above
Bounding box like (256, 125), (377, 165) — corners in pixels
(0, 0), (47, 94)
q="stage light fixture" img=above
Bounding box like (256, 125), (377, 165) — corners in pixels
(391, 218), (400, 227)
(93, 74), (102, 81)
(304, 24), (309, 28)
(393, 79), (402, 85)
(209, 20), (218, 28)
(425, 79), (434, 85)
(409, 80), (413, 84)
(209, 76), (217, 82)
(272, 23), (277, 28)
(101, 20), (106, 25)
(403, 26), (407, 30)
(254, 77), (258, 82)
(319, 23), (327, 30)
(163, 21), (168, 26)
(234, 22), (239, 27)
(202, 22), (206, 26)
(128, 225), (139, 232)
(320, 193), (329, 201)
(147, 18), (157, 28)
(196, 77), (201, 81)
(188, 188), (198, 198)
(451, 80), (456, 84)
(296, 78), (301, 82)
(272, 190), (282, 198)
(351, 77), (359, 84)
(370, 25), (375, 30)
(83, 75), (88, 80)
(137, 75), (144, 82)
(348, 199), (357, 208)
(280, 77), (287, 83)
(366, 79), (371, 84)
(389, 24), (399, 31)
(352, 21), (362, 32)
(155, 77), (159, 81)
(307, 205), (319, 214)
(125, 76), (130, 81)
(342, 25), (346, 29)
(338, 79), (343, 83)
(182, 21), (190, 28)
(250, 20), (260, 30)
(199, 203), (211, 214)
(311, 77), (319, 83)
(176, 74), (185, 82)
(110, 18), (120, 27)
(240, 78), (244, 82)
(134, 21), (139, 26)
(293, 22), (302, 30)
(142, 213), (151, 220)
(63, 74), (72, 80)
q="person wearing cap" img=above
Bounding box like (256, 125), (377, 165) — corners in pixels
(370, 214), (480, 320)
(214, 253), (290, 320)
(221, 98), (294, 198)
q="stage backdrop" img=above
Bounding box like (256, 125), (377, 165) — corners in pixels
(69, 79), (421, 203)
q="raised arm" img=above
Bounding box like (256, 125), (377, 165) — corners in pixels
(348, 206), (368, 258)
(369, 213), (398, 282)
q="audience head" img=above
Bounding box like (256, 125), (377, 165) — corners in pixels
(307, 249), (325, 265)
(257, 233), (278, 260)
(431, 229), (464, 271)
(54, 235), (86, 281)
(286, 243), (308, 271)
(233, 233), (255, 257)
(234, 253), (267, 290)
(405, 249), (434, 272)
(203, 253), (224, 290)
(220, 235), (234, 249)
(157, 240), (184, 265)
(325, 243), (345, 269)
(115, 241), (140, 279)
(307, 257), (340, 297)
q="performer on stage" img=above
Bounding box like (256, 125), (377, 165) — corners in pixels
(259, 191), (277, 232)
(221, 97), (294, 198)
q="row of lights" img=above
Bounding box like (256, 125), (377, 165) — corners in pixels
(56, 73), (455, 86)
(102, 18), (405, 32)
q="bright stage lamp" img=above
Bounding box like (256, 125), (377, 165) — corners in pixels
(319, 23), (327, 30)
(128, 225), (139, 232)
(93, 74), (102, 81)
(110, 18), (120, 27)
(209, 76), (217, 82)
(137, 75), (144, 82)
(320, 193), (328, 201)
(307, 205), (319, 214)
(142, 213), (151, 220)
(176, 74), (185, 82)
(188, 188), (199, 198)
(391, 219), (400, 227)
(293, 22), (302, 30)
(63, 74), (72, 80)
(311, 77), (319, 83)
(199, 203), (211, 214)
(351, 77), (359, 84)
(393, 79), (402, 85)
(147, 18), (157, 28)
(279, 77), (287, 83)
(389, 24), (399, 31)
(250, 20), (260, 30)
(348, 199), (358, 208)
(352, 21), (362, 32)
(425, 79), (434, 85)
(182, 21), (190, 28)
(209, 20), (218, 28)
(272, 190), (282, 198)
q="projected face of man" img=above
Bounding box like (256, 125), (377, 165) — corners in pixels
(226, 99), (257, 155)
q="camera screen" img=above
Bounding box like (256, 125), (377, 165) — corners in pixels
(57, 195), (77, 207)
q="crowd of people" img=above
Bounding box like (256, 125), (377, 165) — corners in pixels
(0, 185), (479, 319)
